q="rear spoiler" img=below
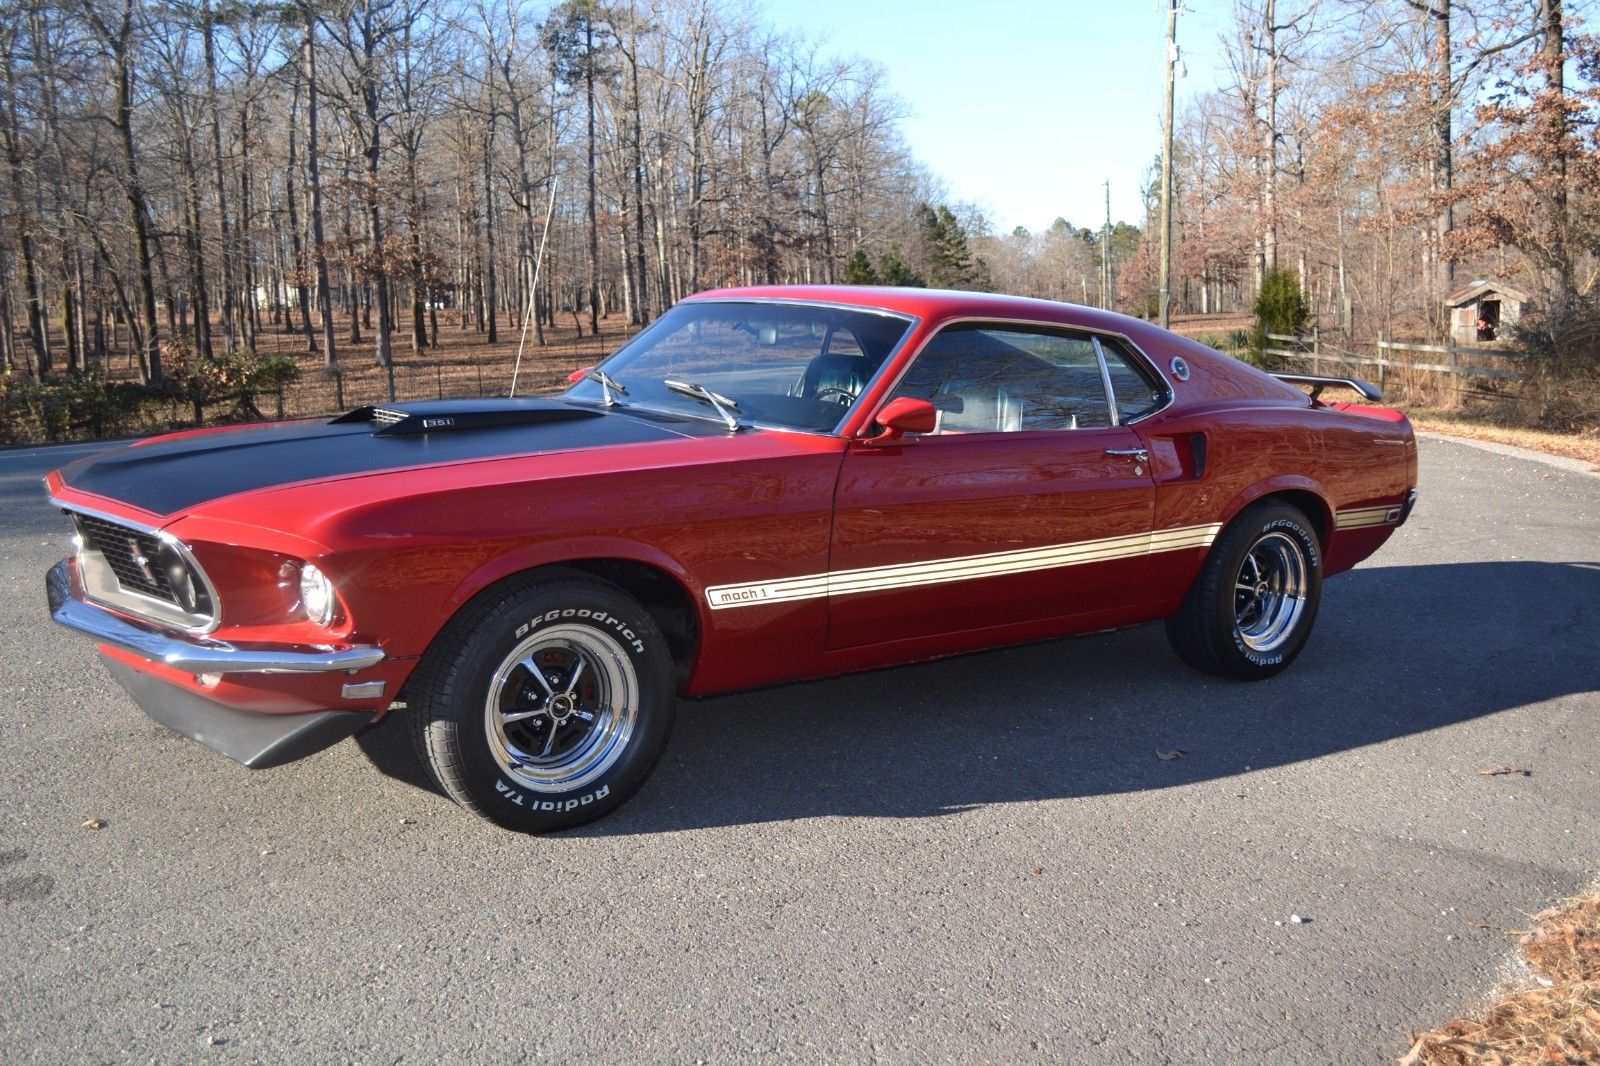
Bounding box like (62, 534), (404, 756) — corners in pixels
(1270, 373), (1382, 403)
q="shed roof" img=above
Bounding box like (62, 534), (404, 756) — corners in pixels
(1445, 279), (1528, 307)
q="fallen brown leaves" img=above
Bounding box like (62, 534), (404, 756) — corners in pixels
(1523, 896), (1600, 986)
(1400, 890), (1600, 1065)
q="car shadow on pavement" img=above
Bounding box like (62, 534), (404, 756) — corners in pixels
(357, 560), (1600, 834)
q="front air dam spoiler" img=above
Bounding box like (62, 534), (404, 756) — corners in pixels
(100, 655), (372, 769)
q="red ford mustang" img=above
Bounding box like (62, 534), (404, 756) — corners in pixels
(44, 287), (1417, 831)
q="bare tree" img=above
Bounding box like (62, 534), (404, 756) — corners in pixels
(0, 19), (51, 376)
(323, 0), (424, 383)
(81, 0), (161, 380)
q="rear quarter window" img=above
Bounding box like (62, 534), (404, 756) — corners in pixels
(1100, 338), (1170, 422)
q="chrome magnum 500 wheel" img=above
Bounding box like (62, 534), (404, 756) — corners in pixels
(483, 623), (639, 793)
(1165, 501), (1323, 680)
(407, 571), (675, 832)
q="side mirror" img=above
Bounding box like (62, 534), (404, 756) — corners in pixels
(862, 397), (938, 446)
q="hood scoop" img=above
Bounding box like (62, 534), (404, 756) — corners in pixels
(331, 397), (604, 436)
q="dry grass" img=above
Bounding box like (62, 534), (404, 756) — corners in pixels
(1167, 312), (1254, 340)
(1406, 410), (1600, 469)
(1400, 889), (1600, 1065)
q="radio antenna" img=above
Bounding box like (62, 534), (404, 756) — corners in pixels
(509, 177), (559, 398)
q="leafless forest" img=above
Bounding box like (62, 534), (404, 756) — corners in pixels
(0, 0), (1595, 440)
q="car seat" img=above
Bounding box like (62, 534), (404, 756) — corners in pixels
(798, 353), (869, 401)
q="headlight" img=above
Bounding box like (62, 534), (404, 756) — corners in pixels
(299, 563), (337, 626)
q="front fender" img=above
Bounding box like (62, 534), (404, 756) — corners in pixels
(441, 536), (702, 620)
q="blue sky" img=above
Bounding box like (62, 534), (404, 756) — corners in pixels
(766, 0), (1233, 234)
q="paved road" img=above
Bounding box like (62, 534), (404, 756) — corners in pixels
(1, 436), (1596, 1063)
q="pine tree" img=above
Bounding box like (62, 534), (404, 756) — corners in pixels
(878, 244), (924, 287)
(843, 249), (879, 285)
(917, 202), (982, 289)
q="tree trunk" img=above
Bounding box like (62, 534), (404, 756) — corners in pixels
(1261, 0), (1278, 279)
(482, 109), (499, 344)
(628, 36), (649, 324)
(0, 241), (14, 373)
(1431, 0), (1454, 299)
(1, 46), (50, 377)
(237, 108), (260, 349)
(177, 115), (214, 361)
(302, 5), (339, 371)
(33, 9), (83, 370)
(155, 235), (179, 341)
(1542, 0), (1570, 291)
(102, 1), (162, 381)
(285, 76), (317, 352)
(202, 0), (237, 354)
(368, 185), (392, 368)
(584, 19), (600, 334)
(407, 146), (427, 352)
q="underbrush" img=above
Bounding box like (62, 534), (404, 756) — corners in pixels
(1, 348), (300, 446)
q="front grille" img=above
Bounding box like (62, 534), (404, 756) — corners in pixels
(75, 514), (178, 605)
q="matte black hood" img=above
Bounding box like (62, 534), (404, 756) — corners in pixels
(56, 398), (710, 517)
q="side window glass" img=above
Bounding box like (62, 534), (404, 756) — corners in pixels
(889, 326), (1113, 434)
(1100, 339), (1169, 423)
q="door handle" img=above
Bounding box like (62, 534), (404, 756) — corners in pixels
(1105, 447), (1149, 462)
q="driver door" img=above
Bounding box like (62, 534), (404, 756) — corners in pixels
(826, 323), (1161, 650)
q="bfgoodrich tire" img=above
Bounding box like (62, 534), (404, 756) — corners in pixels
(1165, 501), (1323, 680)
(407, 571), (675, 832)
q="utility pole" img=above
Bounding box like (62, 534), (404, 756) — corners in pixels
(1102, 180), (1112, 310)
(1158, 0), (1179, 328)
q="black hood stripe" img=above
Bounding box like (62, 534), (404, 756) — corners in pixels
(58, 401), (717, 517)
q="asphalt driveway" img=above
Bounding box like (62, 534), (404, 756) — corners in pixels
(1, 435), (1595, 1062)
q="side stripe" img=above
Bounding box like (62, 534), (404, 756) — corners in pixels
(1333, 504), (1401, 530)
(704, 522), (1222, 610)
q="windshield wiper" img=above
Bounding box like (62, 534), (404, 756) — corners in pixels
(663, 379), (743, 431)
(583, 369), (628, 407)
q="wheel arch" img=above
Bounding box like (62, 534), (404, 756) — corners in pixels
(559, 558), (701, 691)
(427, 545), (705, 694)
(1217, 476), (1332, 550)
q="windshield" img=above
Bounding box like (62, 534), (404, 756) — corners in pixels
(564, 300), (915, 432)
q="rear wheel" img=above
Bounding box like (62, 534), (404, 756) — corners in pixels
(407, 572), (675, 832)
(1165, 501), (1322, 680)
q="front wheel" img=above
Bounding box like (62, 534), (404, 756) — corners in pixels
(407, 571), (675, 832)
(1165, 502), (1323, 680)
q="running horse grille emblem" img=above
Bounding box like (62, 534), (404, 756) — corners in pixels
(126, 536), (158, 585)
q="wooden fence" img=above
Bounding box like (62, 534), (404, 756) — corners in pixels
(1261, 330), (1526, 397)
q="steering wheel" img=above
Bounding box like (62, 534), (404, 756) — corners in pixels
(813, 386), (857, 406)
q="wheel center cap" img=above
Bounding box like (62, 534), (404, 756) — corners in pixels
(546, 693), (577, 722)
(1256, 581), (1269, 596)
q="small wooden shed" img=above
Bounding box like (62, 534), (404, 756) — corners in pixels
(1446, 280), (1525, 345)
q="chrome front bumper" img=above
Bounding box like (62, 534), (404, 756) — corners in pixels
(47, 558), (385, 675)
